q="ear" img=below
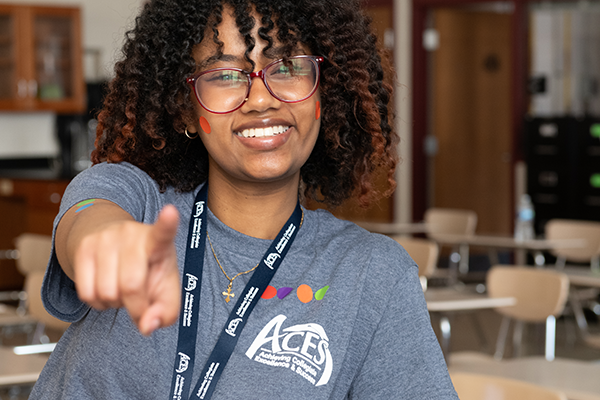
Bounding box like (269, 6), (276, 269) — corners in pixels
(180, 108), (199, 134)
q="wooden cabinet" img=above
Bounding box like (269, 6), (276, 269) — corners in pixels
(0, 4), (85, 113)
(0, 178), (69, 291)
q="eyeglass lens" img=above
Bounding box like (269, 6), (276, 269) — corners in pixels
(195, 57), (318, 113)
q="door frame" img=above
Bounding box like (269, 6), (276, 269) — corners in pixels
(411, 0), (529, 222)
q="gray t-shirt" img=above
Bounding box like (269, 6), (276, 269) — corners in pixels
(30, 162), (458, 400)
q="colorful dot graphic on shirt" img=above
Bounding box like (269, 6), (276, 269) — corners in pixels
(199, 116), (211, 134)
(75, 199), (96, 213)
(277, 287), (294, 299)
(261, 284), (330, 303)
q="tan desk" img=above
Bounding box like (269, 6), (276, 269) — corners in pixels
(0, 303), (37, 328)
(0, 346), (48, 386)
(425, 286), (516, 312)
(355, 221), (429, 235)
(561, 266), (600, 288)
(425, 286), (516, 359)
(431, 234), (585, 252)
(449, 353), (600, 400)
(430, 233), (586, 272)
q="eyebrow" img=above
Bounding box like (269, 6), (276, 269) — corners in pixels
(197, 47), (309, 71)
(197, 54), (247, 70)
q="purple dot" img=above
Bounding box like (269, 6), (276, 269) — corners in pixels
(277, 287), (293, 299)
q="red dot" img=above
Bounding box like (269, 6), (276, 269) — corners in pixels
(262, 285), (277, 299)
(199, 116), (211, 134)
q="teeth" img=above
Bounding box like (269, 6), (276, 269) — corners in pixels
(237, 125), (290, 138)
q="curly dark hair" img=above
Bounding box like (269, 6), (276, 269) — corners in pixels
(92, 0), (398, 207)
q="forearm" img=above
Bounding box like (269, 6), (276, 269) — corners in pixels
(55, 199), (134, 281)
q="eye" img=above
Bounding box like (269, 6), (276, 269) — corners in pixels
(274, 64), (292, 75)
(270, 59), (311, 79)
(201, 70), (246, 86)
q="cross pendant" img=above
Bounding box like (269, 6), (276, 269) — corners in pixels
(222, 287), (235, 303)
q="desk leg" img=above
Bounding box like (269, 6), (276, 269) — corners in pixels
(488, 249), (499, 267)
(494, 316), (511, 360)
(459, 244), (470, 274)
(515, 249), (526, 265)
(570, 290), (590, 334)
(440, 314), (451, 361)
(545, 315), (556, 361)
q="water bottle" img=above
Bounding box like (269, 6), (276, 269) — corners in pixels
(514, 194), (535, 241)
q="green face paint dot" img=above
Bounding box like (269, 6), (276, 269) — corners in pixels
(590, 173), (600, 188)
(591, 124), (600, 139)
(314, 285), (330, 301)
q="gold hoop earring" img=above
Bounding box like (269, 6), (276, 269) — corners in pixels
(185, 128), (198, 139)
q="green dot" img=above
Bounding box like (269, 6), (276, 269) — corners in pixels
(591, 174), (600, 188)
(76, 199), (95, 207)
(591, 124), (600, 139)
(314, 285), (330, 301)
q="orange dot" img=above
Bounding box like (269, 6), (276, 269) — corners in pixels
(315, 101), (321, 120)
(296, 284), (313, 303)
(262, 285), (277, 299)
(199, 116), (211, 134)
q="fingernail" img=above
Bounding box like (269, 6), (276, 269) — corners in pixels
(145, 319), (160, 335)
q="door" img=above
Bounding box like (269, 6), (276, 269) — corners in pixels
(430, 8), (513, 235)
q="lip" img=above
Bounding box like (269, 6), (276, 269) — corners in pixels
(235, 125), (293, 151)
(233, 118), (293, 135)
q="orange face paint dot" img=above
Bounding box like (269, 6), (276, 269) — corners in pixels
(262, 285), (277, 299)
(315, 101), (321, 120)
(199, 116), (211, 134)
(296, 284), (314, 304)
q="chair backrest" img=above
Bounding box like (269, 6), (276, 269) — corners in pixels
(545, 219), (600, 264)
(450, 372), (568, 400)
(15, 233), (69, 332)
(487, 265), (569, 323)
(424, 208), (477, 238)
(392, 237), (439, 278)
(14, 233), (53, 275)
(24, 270), (70, 331)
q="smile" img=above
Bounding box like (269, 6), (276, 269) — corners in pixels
(236, 125), (290, 138)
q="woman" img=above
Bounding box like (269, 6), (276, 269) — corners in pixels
(31, 0), (458, 399)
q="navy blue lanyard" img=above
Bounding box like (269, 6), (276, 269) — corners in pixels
(169, 183), (303, 400)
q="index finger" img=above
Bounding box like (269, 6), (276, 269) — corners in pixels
(148, 205), (180, 259)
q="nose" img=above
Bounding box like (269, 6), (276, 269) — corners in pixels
(241, 72), (280, 113)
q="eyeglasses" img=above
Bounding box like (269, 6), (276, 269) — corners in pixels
(187, 55), (324, 114)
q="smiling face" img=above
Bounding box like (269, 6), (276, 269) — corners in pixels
(188, 7), (321, 189)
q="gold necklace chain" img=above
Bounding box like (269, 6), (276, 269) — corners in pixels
(207, 232), (259, 303)
(207, 209), (304, 303)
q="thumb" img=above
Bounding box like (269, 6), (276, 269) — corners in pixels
(148, 204), (180, 259)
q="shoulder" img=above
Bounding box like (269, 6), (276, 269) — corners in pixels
(68, 162), (158, 192)
(303, 208), (417, 281)
(62, 162), (192, 223)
